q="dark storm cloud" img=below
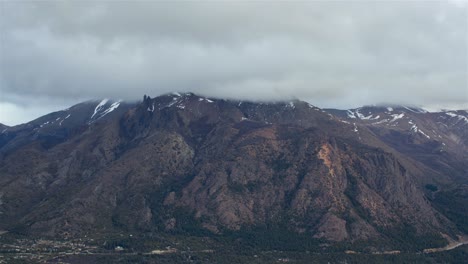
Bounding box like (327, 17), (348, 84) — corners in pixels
(0, 1), (467, 125)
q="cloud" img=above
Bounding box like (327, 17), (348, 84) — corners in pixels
(0, 97), (71, 126)
(0, 1), (467, 125)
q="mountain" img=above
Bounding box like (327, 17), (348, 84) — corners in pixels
(325, 106), (468, 184)
(0, 99), (134, 153)
(0, 93), (466, 250)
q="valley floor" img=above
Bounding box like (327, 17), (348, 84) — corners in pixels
(0, 233), (467, 264)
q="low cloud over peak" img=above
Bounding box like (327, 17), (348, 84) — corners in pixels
(1, 1), (467, 125)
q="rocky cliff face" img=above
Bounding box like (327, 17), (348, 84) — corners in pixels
(0, 93), (465, 244)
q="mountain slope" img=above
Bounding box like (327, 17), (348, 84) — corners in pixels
(324, 106), (468, 184)
(0, 94), (465, 248)
(0, 99), (134, 154)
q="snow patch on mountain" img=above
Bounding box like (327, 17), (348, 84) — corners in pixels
(148, 103), (155, 112)
(403, 106), (427, 113)
(372, 119), (388, 125)
(411, 124), (430, 139)
(346, 109), (380, 120)
(347, 110), (356, 119)
(389, 113), (405, 122)
(198, 98), (214, 103)
(89, 99), (122, 123)
(59, 114), (71, 126)
(354, 109), (367, 119)
(91, 99), (109, 119)
(177, 103), (186, 109)
(99, 101), (121, 118)
(165, 98), (179, 108)
(445, 112), (468, 124)
(40, 121), (50, 128)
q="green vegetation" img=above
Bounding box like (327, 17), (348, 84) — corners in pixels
(425, 184), (438, 192)
(222, 226), (324, 252)
(1, 230), (466, 264)
(430, 186), (468, 234)
(17, 243), (468, 264)
(374, 225), (448, 251)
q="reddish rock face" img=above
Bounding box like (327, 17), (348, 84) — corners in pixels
(0, 93), (465, 243)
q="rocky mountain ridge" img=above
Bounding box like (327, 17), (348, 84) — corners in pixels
(0, 93), (466, 247)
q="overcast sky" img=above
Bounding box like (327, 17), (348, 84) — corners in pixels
(0, 1), (467, 125)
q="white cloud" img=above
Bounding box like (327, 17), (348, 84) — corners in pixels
(0, 1), (467, 125)
(0, 100), (69, 126)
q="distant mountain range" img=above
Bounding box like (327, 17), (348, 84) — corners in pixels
(0, 93), (466, 248)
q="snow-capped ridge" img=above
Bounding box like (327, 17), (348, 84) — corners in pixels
(89, 99), (123, 123)
(445, 112), (468, 124)
(91, 99), (109, 119)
